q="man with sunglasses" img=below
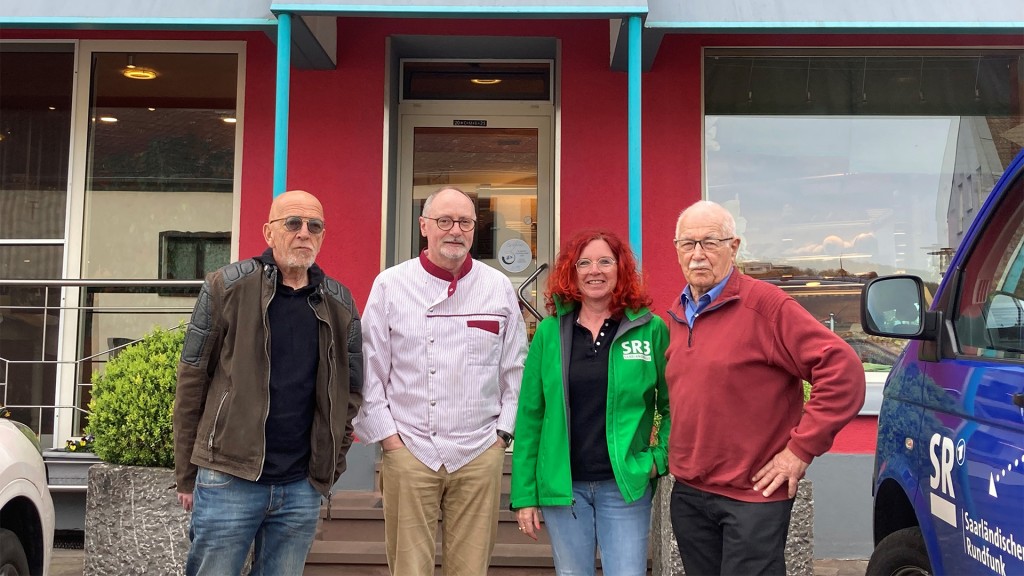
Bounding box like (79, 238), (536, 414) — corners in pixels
(664, 200), (865, 576)
(354, 186), (528, 576)
(174, 189), (363, 576)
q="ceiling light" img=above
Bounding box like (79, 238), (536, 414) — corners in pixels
(222, 117), (237, 124)
(471, 78), (502, 85)
(123, 67), (158, 80)
(148, 107), (156, 111)
(123, 55), (158, 80)
(48, 106), (56, 110)
(99, 116), (118, 123)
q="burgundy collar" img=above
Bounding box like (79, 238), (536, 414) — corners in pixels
(419, 250), (473, 297)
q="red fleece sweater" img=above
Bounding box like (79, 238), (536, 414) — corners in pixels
(665, 271), (865, 503)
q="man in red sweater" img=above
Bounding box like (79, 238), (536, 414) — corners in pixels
(665, 200), (865, 575)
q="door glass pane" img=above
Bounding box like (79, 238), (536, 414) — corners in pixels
(410, 125), (540, 335)
(411, 127), (538, 275)
(403, 61), (551, 101)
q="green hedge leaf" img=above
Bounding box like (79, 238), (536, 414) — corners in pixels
(87, 325), (184, 468)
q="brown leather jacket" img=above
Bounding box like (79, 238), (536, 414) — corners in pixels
(173, 257), (363, 495)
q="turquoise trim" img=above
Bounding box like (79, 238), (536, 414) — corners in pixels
(0, 17), (275, 26)
(270, 4), (647, 16)
(645, 20), (1024, 29)
(273, 12), (292, 196)
(627, 15), (642, 264)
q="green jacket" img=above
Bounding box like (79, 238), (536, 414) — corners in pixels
(510, 298), (670, 508)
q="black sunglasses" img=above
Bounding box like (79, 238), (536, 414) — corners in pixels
(270, 216), (325, 235)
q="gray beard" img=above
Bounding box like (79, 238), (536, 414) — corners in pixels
(438, 244), (468, 261)
(285, 254), (314, 269)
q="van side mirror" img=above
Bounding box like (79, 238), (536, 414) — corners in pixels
(861, 276), (933, 339)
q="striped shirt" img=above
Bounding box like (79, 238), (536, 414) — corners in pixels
(353, 252), (528, 472)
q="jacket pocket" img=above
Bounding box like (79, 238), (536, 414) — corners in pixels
(206, 390), (231, 453)
(467, 319), (500, 334)
(466, 316), (505, 365)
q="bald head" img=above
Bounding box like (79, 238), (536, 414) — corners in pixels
(270, 190), (323, 222)
(263, 190), (326, 283)
(674, 200), (740, 300)
(675, 201), (736, 240)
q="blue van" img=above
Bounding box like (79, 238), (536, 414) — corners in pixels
(860, 149), (1024, 575)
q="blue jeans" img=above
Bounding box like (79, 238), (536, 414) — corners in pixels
(186, 467), (321, 576)
(541, 479), (652, 576)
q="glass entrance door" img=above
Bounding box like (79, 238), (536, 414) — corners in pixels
(398, 112), (552, 334)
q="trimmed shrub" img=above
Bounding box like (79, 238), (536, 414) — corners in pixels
(87, 325), (184, 468)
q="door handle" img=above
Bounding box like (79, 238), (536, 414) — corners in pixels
(518, 262), (548, 321)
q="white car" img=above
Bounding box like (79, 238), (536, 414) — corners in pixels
(0, 419), (54, 576)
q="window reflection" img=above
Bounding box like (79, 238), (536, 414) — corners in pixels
(0, 45), (73, 435)
(79, 50), (239, 422)
(704, 51), (1023, 367)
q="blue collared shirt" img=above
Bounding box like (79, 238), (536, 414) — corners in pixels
(681, 268), (734, 326)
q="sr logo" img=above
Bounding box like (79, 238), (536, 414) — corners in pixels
(929, 433), (957, 499)
(621, 340), (652, 361)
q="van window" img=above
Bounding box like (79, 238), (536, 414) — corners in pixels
(953, 173), (1024, 359)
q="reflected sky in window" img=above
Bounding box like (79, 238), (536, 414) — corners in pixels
(705, 115), (1000, 285)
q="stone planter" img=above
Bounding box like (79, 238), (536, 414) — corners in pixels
(651, 476), (814, 576)
(84, 463), (190, 576)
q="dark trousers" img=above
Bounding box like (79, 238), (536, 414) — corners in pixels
(669, 481), (793, 576)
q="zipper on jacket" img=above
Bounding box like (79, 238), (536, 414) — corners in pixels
(309, 287), (336, 484)
(257, 264), (276, 479)
(571, 498), (577, 519)
(207, 390), (231, 458)
(679, 294), (737, 349)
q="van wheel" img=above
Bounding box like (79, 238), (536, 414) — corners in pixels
(0, 528), (30, 576)
(866, 526), (932, 576)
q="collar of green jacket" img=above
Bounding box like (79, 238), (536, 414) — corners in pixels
(552, 293), (650, 323)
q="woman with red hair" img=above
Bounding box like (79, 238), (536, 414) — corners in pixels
(510, 229), (670, 576)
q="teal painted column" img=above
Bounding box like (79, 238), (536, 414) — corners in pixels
(273, 12), (292, 196)
(628, 15), (642, 263)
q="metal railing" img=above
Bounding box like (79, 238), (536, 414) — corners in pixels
(0, 278), (203, 443)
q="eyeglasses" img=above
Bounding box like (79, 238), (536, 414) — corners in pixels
(270, 216), (325, 235)
(575, 257), (617, 271)
(423, 216), (476, 232)
(673, 237), (733, 253)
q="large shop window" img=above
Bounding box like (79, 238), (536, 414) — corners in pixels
(0, 44), (75, 433)
(704, 51), (1024, 368)
(79, 50), (239, 426)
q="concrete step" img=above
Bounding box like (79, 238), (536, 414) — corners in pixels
(305, 540), (554, 568)
(304, 541), (642, 575)
(314, 455), (574, 572)
(320, 491), (552, 545)
(371, 452), (515, 494)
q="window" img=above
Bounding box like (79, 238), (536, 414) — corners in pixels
(403, 61), (551, 101)
(0, 44), (75, 434)
(954, 173), (1023, 360)
(76, 46), (240, 429)
(704, 50), (1024, 367)
(159, 231), (230, 282)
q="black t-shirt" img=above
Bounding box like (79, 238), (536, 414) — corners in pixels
(258, 254), (321, 484)
(567, 312), (619, 482)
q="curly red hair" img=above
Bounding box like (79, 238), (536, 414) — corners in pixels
(544, 229), (652, 315)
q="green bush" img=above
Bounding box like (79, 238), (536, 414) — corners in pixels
(87, 325), (184, 468)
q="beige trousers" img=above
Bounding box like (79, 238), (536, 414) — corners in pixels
(380, 443), (505, 576)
